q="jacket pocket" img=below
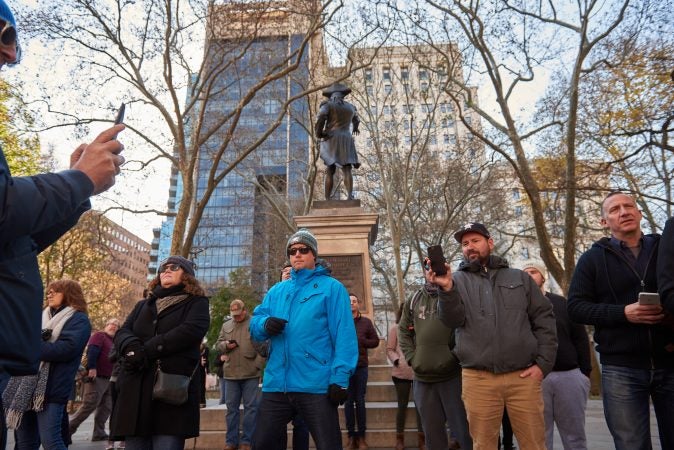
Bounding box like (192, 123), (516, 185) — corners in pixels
(497, 281), (527, 310)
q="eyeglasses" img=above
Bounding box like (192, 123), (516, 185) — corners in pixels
(0, 20), (21, 65)
(159, 263), (182, 273)
(288, 247), (312, 256)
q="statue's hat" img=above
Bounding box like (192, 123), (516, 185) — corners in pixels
(322, 83), (352, 98)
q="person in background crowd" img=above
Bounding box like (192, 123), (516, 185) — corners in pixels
(216, 300), (265, 450)
(0, 3), (125, 448)
(3, 280), (91, 450)
(343, 294), (379, 450)
(197, 342), (209, 408)
(658, 216), (673, 312)
(387, 303), (424, 450)
(499, 409), (515, 450)
(110, 256), (209, 450)
(437, 222), (557, 450)
(69, 318), (121, 441)
(399, 261), (472, 450)
(523, 263), (591, 450)
(250, 228), (357, 450)
(213, 348), (228, 405)
(568, 192), (673, 450)
(106, 349), (123, 450)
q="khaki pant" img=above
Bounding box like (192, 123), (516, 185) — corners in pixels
(462, 368), (545, 450)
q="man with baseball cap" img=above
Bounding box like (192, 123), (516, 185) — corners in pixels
(431, 222), (557, 449)
(216, 299), (265, 450)
(523, 263), (591, 450)
(250, 228), (357, 449)
(0, 1), (126, 448)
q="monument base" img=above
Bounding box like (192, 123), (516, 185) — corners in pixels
(294, 203), (378, 318)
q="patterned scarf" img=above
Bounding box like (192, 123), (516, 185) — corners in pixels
(156, 294), (189, 315)
(2, 306), (76, 429)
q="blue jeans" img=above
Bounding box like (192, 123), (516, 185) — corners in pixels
(225, 378), (260, 446)
(219, 376), (227, 404)
(252, 392), (342, 450)
(124, 435), (184, 450)
(344, 366), (368, 437)
(601, 364), (674, 450)
(14, 403), (66, 450)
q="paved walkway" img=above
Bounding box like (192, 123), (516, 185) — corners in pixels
(7, 399), (662, 449)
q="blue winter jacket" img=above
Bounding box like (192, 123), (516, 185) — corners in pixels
(250, 264), (357, 393)
(42, 310), (91, 404)
(0, 149), (93, 375)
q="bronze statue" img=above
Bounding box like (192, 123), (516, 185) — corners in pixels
(314, 83), (360, 200)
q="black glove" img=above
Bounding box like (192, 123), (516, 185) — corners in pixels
(328, 383), (348, 406)
(265, 317), (288, 336)
(123, 344), (147, 372)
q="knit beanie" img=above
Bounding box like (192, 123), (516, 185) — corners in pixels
(0, 1), (16, 27)
(159, 255), (196, 276)
(286, 228), (318, 256)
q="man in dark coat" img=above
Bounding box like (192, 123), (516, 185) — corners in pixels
(0, 2), (125, 448)
(523, 263), (591, 450)
(658, 216), (674, 312)
(314, 83), (360, 200)
(568, 192), (673, 450)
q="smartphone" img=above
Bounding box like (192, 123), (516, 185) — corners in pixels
(112, 103), (125, 139)
(114, 103), (125, 125)
(638, 292), (660, 306)
(427, 245), (447, 276)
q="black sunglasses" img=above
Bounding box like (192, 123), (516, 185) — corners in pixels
(288, 247), (312, 256)
(159, 263), (182, 273)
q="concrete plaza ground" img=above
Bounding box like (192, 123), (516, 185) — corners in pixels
(7, 398), (661, 449)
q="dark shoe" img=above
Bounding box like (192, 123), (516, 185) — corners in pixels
(418, 432), (427, 450)
(223, 445), (238, 450)
(357, 436), (369, 449)
(92, 435), (109, 442)
(395, 432), (405, 450)
(448, 437), (461, 449)
(346, 436), (357, 449)
(239, 444), (251, 450)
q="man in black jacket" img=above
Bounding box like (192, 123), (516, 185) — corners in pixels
(523, 264), (591, 450)
(659, 216), (674, 313)
(568, 192), (673, 450)
(0, 3), (125, 448)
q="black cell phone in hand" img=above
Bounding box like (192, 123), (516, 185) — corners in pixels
(114, 103), (125, 125)
(112, 103), (125, 140)
(427, 245), (447, 275)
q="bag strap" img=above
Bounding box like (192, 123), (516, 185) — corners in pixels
(156, 358), (201, 380)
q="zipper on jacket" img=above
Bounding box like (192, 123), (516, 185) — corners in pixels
(603, 242), (659, 368)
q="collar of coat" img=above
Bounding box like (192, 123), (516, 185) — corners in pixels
(458, 254), (509, 273)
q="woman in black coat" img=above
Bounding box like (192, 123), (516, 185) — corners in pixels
(110, 256), (209, 450)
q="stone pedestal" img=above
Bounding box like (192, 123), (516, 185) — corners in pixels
(294, 201), (379, 319)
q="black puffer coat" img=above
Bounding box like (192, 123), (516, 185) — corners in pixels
(110, 290), (209, 438)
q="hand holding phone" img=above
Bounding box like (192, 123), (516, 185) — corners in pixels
(638, 292), (660, 306)
(112, 103), (125, 139)
(427, 245), (447, 276)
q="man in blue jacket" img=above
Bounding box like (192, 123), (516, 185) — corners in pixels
(568, 192), (673, 450)
(0, 2), (125, 447)
(659, 216), (673, 313)
(250, 228), (358, 450)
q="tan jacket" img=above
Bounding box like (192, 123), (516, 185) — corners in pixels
(215, 314), (264, 380)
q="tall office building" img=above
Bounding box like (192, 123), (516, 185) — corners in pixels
(150, 0), (324, 292)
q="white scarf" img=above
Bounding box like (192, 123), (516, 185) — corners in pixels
(2, 306), (77, 429)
